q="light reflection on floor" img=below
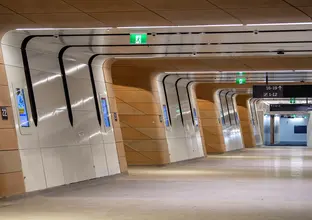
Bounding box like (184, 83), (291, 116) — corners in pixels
(1, 148), (312, 220)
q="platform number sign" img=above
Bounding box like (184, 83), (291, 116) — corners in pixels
(1, 107), (8, 120)
(130, 33), (147, 44)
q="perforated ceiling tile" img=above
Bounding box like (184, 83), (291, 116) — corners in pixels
(21, 13), (104, 27)
(90, 11), (171, 26)
(0, 0), (79, 13)
(156, 9), (240, 25)
(135, 0), (217, 10)
(227, 7), (310, 23)
(63, 0), (147, 12)
(285, 0), (312, 7)
(298, 7), (312, 17)
(208, 0), (289, 9)
(237, 57), (285, 70)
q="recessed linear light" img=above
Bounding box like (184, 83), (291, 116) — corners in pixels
(165, 70), (312, 74)
(246, 22), (312, 26)
(116, 24), (244, 29)
(16, 27), (113, 31)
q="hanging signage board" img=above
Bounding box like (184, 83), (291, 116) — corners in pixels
(253, 85), (312, 98)
(270, 104), (312, 112)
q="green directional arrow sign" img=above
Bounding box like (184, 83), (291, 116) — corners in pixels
(130, 33), (147, 44)
(236, 77), (246, 85)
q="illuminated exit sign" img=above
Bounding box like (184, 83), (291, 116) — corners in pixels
(130, 33), (147, 44)
(236, 78), (246, 85)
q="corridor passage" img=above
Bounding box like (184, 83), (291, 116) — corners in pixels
(1, 148), (312, 220)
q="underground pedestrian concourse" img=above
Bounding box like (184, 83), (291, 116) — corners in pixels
(1, 1), (312, 219)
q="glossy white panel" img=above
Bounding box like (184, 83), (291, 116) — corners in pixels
(105, 143), (120, 175)
(41, 147), (65, 188)
(167, 138), (189, 163)
(91, 144), (109, 177)
(20, 149), (46, 192)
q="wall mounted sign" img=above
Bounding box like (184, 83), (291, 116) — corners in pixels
(270, 104), (312, 112)
(113, 112), (118, 122)
(193, 108), (199, 127)
(101, 98), (111, 127)
(16, 88), (30, 127)
(1, 107), (8, 120)
(130, 33), (147, 44)
(253, 85), (312, 98)
(162, 105), (170, 127)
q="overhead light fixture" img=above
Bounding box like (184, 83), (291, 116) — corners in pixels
(246, 22), (312, 27)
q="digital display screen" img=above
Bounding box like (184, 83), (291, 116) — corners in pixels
(16, 88), (30, 127)
(163, 105), (170, 127)
(294, 125), (307, 134)
(101, 98), (111, 127)
(193, 108), (199, 127)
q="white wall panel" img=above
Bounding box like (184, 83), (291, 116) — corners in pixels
(20, 149), (46, 192)
(41, 147), (65, 188)
(91, 144), (109, 177)
(1, 30), (121, 193)
(105, 143), (120, 175)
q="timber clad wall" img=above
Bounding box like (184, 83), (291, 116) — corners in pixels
(196, 84), (226, 153)
(236, 94), (256, 148)
(103, 60), (128, 173)
(111, 63), (170, 165)
(0, 47), (25, 197)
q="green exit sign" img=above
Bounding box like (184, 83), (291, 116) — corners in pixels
(236, 78), (246, 85)
(130, 33), (147, 44)
(290, 98), (296, 104)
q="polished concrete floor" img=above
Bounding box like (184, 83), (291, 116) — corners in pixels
(1, 148), (312, 219)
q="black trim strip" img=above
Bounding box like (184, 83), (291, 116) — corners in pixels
(175, 78), (185, 125)
(58, 46), (74, 126)
(88, 54), (102, 126)
(231, 93), (238, 125)
(186, 81), (195, 125)
(225, 91), (232, 126)
(219, 90), (226, 126)
(162, 75), (172, 125)
(21, 35), (51, 126)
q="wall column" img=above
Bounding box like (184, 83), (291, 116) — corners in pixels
(111, 63), (170, 165)
(0, 43), (25, 197)
(236, 94), (256, 148)
(103, 59), (128, 172)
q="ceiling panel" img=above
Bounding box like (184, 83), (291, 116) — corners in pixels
(135, 0), (216, 10)
(0, 0), (79, 13)
(63, 0), (147, 12)
(238, 57), (286, 69)
(298, 7), (312, 17)
(285, 0), (312, 7)
(0, 14), (34, 25)
(208, 0), (289, 9)
(22, 13), (103, 27)
(156, 9), (240, 25)
(227, 7), (310, 23)
(90, 11), (171, 26)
